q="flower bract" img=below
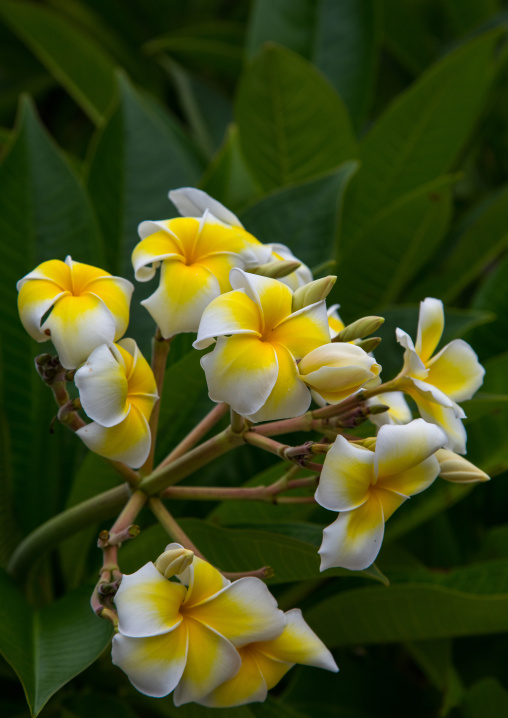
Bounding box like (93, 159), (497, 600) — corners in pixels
(75, 338), (158, 468)
(17, 256), (133, 369)
(316, 419), (446, 570)
(396, 297), (485, 453)
(194, 269), (331, 421)
(112, 546), (286, 704)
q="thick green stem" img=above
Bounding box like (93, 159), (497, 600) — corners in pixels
(140, 329), (171, 476)
(138, 427), (244, 496)
(7, 484), (131, 583)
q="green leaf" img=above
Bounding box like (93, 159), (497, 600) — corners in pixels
(461, 678), (508, 718)
(306, 559), (508, 646)
(443, 0), (501, 35)
(0, 0), (118, 123)
(85, 74), (204, 356)
(0, 570), (112, 716)
(409, 183), (508, 303)
(0, 97), (103, 533)
(340, 30), (501, 251)
(235, 45), (357, 191)
(332, 177), (453, 319)
(471, 250), (508, 358)
(200, 125), (262, 214)
(246, 0), (380, 124)
(405, 639), (464, 715)
(239, 162), (358, 270)
(382, 0), (438, 75)
(119, 519), (387, 585)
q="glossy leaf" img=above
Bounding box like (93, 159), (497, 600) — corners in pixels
(462, 678), (508, 718)
(240, 162), (358, 270)
(247, 0), (380, 124)
(340, 30), (501, 251)
(0, 0), (118, 123)
(0, 570), (112, 716)
(235, 45), (357, 190)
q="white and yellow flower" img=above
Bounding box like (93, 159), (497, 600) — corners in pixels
(75, 339), (157, 468)
(316, 419), (447, 570)
(112, 545), (286, 704)
(194, 269), (331, 422)
(298, 343), (381, 405)
(17, 256), (133, 369)
(132, 202), (270, 338)
(327, 304), (345, 338)
(396, 298), (485, 453)
(436, 449), (490, 484)
(199, 608), (338, 708)
(266, 243), (313, 291)
(368, 391), (412, 428)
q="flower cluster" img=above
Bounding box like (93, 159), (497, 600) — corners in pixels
(16, 187), (490, 707)
(112, 545), (337, 706)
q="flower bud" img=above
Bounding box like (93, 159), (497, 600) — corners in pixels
(250, 259), (301, 279)
(356, 337), (382, 353)
(436, 449), (490, 484)
(292, 276), (337, 311)
(333, 316), (385, 343)
(155, 547), (194, 578)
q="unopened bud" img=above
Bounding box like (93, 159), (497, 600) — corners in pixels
(354, 437), (377, 450)
(250, 259), (301, 279)
(368, 403), (390, 415)
(292, 276), (337, 311)
(334, 316), (385, 343)
(436, 449), (490, 484)
(356, 337), (382, 353)
(155, 548), (194, 579)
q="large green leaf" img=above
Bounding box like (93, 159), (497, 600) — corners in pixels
(246, 0), (380, 124)
(235, 45), (357, 191)
(470, 250), (508, 358)
(307, 559), (508, 646)
(340, 30), (501, 251)
(0, 570), (112, 716)
(409, 183), (508, 303)
(0, 97), (103, 533)
(461, 678), (508, 718)
(381, 0), (437, 75)
(0, 0), (118, 123)
(332, 177), (453, 318)
(119, 519), (386, 585)
(240, 162), (358, 271)
(85, 75), (204, 356)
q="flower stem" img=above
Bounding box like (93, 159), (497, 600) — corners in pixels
(7, 484), (131, 583)
(161, 474), (318, 502)
(140, 329), (172, 476)
(149, 498), (205, 559)
(230, 408), (246, 434)
(157, 403), (228, 469)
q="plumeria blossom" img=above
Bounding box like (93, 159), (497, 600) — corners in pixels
(75, 339), (158, 468)
(17, 256), (133, 369)
(316, 419), (447, 571)
(368, 391), (412, 428)
(132, 206), (270, 338)
(194, 269), (331, 422)
(396, 297), (485, 453)
(266, 243), (313, 291)
(200, 609), (338, 708)
(112, 544), (286, 704)
(327, 304), (345, 338)
(298, 343), (381, 405)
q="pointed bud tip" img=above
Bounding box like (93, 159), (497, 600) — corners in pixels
(292, 276), (337, 311)
(155, 547), (194, 578)
(250, 260), (301, 279)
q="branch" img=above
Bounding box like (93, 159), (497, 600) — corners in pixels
(157, 403), (228, 469)
(140, 329), (172, 476)
(149, 497), (206, 559)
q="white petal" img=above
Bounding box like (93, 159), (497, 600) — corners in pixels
(193, 289), (261, 350)
(76, 407), (151, 468)
(115, 563), (186, 637)
(319, 492), (385, 571)
(112, 623), (188, 697)
(415, 297), (444, 363)
(169, 187), (244, 227)
(75, 344), (129, 427)
(425, 339), (485, 402)
(374, 419), (446, 479)
(368, 391), (412, 427)
(396, 328), (428, 379)
(316, 435), (374, 512)
(415, 396), (468, 454)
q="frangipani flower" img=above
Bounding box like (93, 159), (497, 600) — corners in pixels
(368, 391), (412, 428)
(112, 546), (286, 705)
(396, 298), (485, 453)
(17, 256), (133, 369)
(316, 419), (446, 570)
(327, 304), (345, 338)
(266, 243), (313, 291)
(194, 269), (331, 422)
(298, 343), (381, 405)
(200, 609), (338, 708)
(75, 339), (157, 468)
(132, 210), (270, 339)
